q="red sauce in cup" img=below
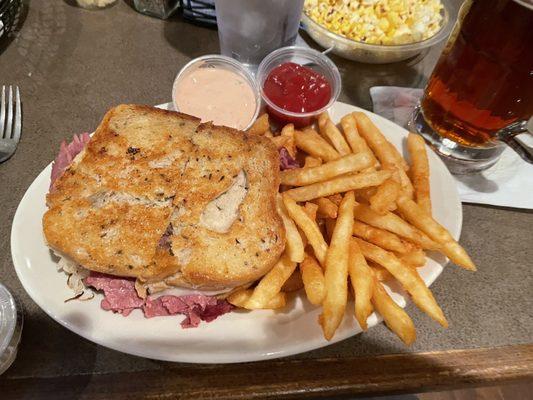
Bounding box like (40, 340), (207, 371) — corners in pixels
(263, 62), (332, 126)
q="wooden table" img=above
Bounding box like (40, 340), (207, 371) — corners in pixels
(0, 1), (532, 398)
(2, 345), (532, 399)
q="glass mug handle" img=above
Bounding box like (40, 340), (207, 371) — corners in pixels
(496, 117), (533, 163)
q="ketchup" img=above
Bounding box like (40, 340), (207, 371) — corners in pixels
(263, 62), (332, 126)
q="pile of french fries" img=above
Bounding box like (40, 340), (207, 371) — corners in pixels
(230, 111), (476, 344)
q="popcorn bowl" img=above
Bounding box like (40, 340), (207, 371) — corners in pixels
(301, 0), (453, 64)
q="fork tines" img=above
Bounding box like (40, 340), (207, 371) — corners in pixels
(1, 85), (22, 142)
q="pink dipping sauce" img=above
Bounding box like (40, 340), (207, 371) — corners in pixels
(173, 67), (257, 130)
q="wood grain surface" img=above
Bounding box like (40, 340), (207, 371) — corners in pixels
(2, 344), (531, 399)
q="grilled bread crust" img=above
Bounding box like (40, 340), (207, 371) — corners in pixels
(43, 104), (285, 289)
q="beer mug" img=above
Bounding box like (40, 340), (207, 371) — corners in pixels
(410, 0), (533, 174)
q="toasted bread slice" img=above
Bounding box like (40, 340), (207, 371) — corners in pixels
(43, 104), (285, 289)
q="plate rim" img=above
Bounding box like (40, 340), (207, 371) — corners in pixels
(10, 101), (462, 363)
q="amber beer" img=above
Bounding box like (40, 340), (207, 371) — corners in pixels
(420, 0), (533, 147)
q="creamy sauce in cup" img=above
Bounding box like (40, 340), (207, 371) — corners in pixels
(173, 67), (257, 130)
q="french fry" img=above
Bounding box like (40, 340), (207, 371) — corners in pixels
(396, 165), (415, 199)
(354, 186), (377, 203)
(276, 195), (305, 263)
(387, 141), (409, 171)
(247, 113), (269, 136)
(369, 178), (400, 215)
(407, 133), (432, 215)
(285, 137), (297, 159)
(313, 197), (338, 219)
(328, 193), (343, 205)
(281, 123), (295, 137)
(353, 112), (399, 167)
(283, 195), (329, 266)
(228, 289), (286, 310)
(340, 113), (378, 165)
(352, 220), (409, 254)
(399, 239), (419, 253)
(354, 238), (448, 327)
(396, 195), (476, 271)
(397, 247), (426, 268)
(384, 163), (414, 199)
(371, 273), (416, 345)
(300, 253), (326, 305)
(281, 123), (297, 158)
(369, 262), (395, 282)
(280, 153), (373, 186)
(304, 156), (322, 168)
(353, 203), (439, 250)
(245, 253), (297, 309)
(281, 270), (304, 292)
(270, 135), (289, 151)
(318, 112), (351, 156)
(297, 226), (309, 248)
(283, 170), (391, 202)
(320, 191), (355, 340)
(295, 128), (340, 162)
(353, 112), (409, 170)
(304, 202), (319, 221)
(301, 203), (317, 249)
(296, 199), (317, 248)
(348, 238), (373, 330)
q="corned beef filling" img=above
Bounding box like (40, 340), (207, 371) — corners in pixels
(50, 133), (91, 189)
(51, 134), (236, 328)
(85, 273), (233, 328)
(278, 147), (299, 170)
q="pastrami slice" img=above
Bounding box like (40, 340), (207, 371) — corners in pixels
(50, 132), (91, 189)
(85, 272), (233, 327)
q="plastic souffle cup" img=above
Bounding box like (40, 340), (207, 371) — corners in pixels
(256, 46), (341, 127)
(172, 55), (261, 131)
(0, 283), (23, 375)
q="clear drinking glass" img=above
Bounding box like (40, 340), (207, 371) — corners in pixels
(409, 0), (533, 174)
(214, 0), (305, 69)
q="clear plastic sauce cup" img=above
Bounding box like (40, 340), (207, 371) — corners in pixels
(257, 46), (342, 127)
(172, 55), (261, 131)
(0, 283), (23, 375)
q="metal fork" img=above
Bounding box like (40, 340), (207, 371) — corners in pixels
(0, 85), (22, 163)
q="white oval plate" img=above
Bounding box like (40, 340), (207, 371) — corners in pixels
(11, 101), (461, 363)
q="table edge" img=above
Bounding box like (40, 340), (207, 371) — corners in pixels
(1, 344), (532, 399)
